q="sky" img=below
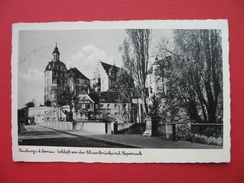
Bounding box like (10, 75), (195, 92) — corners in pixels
(18, 29), (172, 108)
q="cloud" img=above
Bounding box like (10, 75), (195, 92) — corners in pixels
(18, 68), (44, 108)
(67, 44), (115, 79)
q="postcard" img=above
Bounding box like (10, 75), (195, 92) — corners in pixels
(12, 20), (230, 163)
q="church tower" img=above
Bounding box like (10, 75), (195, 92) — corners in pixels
(52, 43), (60, 61)
(44, 44), (67, 106)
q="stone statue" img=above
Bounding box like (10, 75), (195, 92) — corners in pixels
(148, 87), (157, 114)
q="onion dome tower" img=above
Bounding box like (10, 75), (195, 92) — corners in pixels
(44, 43), (67, 106)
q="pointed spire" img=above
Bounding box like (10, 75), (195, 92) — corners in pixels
(52, 42), (60, 61)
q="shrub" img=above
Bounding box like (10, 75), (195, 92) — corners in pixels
(192, 134), (223, 146)
(176, 122), (191, 141)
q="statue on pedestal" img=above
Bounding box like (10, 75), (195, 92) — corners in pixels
(148, 87), (157, 115)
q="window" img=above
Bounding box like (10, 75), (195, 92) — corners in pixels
(82, 104), (85, 109)
(114, 104), (118, 108)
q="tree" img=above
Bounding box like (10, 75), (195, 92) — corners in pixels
(55, 85), (78, 121)
(44, 100), (52, 107)
(119, 29), (151, 116)
(156, 29), (223, 123)
(25, 99), (35, 108)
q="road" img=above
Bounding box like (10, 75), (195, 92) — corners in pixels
(18, 125), (137, 148)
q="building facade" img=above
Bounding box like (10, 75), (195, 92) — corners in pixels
(93, 91), (131, 123)
(66, 67), (90, 95)
(44, 44), (67, 105)
(92, 61), (119, 92)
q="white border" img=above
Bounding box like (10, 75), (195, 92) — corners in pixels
(12, 20), (230, 163)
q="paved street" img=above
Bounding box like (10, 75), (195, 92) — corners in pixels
(18, 125), (137, 148)
(18, 125), (222, 149)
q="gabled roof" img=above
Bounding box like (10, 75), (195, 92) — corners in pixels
(89, 91), (100, 103)
(100, 61), (119, 75)
(77, 90), (94, 103)
(67, 67), (89, 80)
(44, 108), (66, 118)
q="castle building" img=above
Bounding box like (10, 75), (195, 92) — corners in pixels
(42, 44), (133, 123)
(44, 44), (67, 105)
(92, 61), (119, 92)
(66, 67), (90, 95)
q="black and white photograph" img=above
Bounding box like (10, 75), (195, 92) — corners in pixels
(12, 20), (230, 163)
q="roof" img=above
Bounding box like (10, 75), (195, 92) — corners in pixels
(99, 91), (130, 103)
(44, 108), (66, 118)
(68, 67), (89, 80)
(89, 91), (100, 103)
(52, 45), (60, 55)
(45, 61), (67, 72)
(100, 61), (119, 76)
(77, 90), (94, 103)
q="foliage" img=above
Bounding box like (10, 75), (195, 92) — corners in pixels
(25, 99), (35, 108)
(44, 100), (52, 107)
(54, 85), (79, 121)
(156, 29), (223, 123)
(192, 134), (223, 146)
(119, 29), (151, 115)
(176, 122), (191, 141)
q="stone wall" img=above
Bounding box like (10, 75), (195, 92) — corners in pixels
(39, 121), (73, 130)
(114, 123), (134, 134)
(73, 121), (111, 134)
(157, 123), (176, 140)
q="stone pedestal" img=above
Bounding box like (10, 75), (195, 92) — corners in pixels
(143, 114), (160, 137)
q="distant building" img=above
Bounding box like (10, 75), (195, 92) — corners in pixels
(66, 67), (90, 95)
(43, 107), (66, 122)
(92, 61), (119, 92)
(28, 106), (66, 123)
(44, 44), (67, 105)
(94, 91), (131, 123)
(41, 44), (134, 123)
(73, 90), (96, 120)
(28, 107), (51, 124)
(146, 56), (172, 96)
(44, 44), (90, 106)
